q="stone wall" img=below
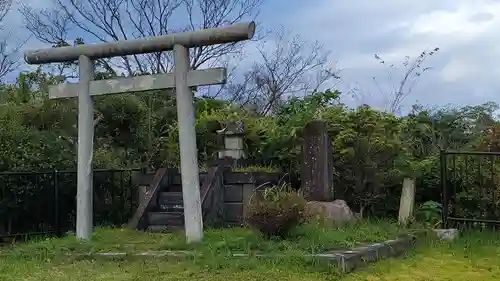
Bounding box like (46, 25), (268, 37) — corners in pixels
(222, 171), (282, 226)
(163, 169), (283, 226)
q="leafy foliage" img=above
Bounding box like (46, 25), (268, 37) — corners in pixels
(415, 200), (442, 227)
(0, 69), (499, 222)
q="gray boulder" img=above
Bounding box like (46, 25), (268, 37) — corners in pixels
(304, 200), (355, 223)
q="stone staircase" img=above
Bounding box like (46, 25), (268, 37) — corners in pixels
(147, 191), (184, 232)
(129, 168), (218, 232)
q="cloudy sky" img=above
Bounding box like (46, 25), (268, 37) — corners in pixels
(8, 0), (500, 111)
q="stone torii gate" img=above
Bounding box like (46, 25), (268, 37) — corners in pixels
(24, 22), (256, 242)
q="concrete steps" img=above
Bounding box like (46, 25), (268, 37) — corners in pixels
(147, 190), (185, 232)
(144, 173), (207, 233)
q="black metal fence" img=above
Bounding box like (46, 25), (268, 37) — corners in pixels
(441, 150), (500, 228)
(0, 168), (141, 239)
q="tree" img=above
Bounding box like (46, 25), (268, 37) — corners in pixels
(356, 48), (439, 114)
(222, 27), (340, 115)
(328, 105), (405, 217)
(21, 0), (263, 77)
(0, 0), (24, 82)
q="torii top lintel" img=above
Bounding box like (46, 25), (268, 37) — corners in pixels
(24, 22), (256, 64)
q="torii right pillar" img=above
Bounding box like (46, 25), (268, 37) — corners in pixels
(301, 120), (334, 201)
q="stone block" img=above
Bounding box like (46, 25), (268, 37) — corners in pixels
(317, 233), (418, 273)
(225, 203), (243, 223)
(218, 150), (245, 159)
(224, 136), (244, 150)
(224, 185), (243, 202)
(433, 228), (459, 241)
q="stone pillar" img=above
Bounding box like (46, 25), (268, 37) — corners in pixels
(218, 120), (246, 159)
(301, 120), (334, 201)
(398, 178), (416, 225)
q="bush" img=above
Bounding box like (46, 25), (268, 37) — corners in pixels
(415, 200), (442, 227)
(245, 183), (306, 238)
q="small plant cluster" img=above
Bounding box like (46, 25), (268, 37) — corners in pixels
(245, 181), (306, 238)
(415, 200), (442, 227)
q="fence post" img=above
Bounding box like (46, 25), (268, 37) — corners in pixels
(53, 169), (61, 237)
(440, 149), (448, 228)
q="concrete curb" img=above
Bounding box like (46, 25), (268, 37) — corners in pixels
(316, 231), (424, 273)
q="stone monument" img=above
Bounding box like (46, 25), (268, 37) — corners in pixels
(301, 120), (334, 201)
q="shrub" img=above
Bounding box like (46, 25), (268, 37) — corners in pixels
(245, 182), (306, 238)
(415, 200), (442, 227)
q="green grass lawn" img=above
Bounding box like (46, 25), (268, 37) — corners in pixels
(345, 230), (500, 281)
(0, 220), (411, 280)
(5, 221), (500, 281)
(3, 220), (413, 257)
(0, 257), (339, 281)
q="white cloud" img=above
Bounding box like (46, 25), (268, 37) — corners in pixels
(408, 3), (498, 37)
(439, 59), (478, 83)
(277, 0), (500, 108)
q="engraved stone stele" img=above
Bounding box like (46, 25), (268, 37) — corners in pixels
(301, 120), (334, 201)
